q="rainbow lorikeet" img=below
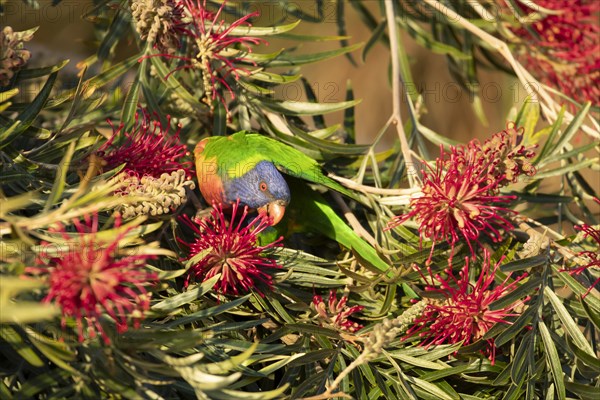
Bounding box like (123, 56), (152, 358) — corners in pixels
(194, 131), (359, 225)
(194, 131), (390, 273)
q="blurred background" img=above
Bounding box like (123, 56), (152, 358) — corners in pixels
(1, 0), (516, 150)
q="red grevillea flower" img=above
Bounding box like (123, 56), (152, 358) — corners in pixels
(388, 124), (535, 263)
(312, 290), (364, 333)
(563, 222), (600, 298)
(505, 0), (600, 107)
(178, 201), (282, 296)
(156, 0), (264, 110)
(25, 214), (158, 344)
(97, 109), (193, 180)
(404, 251), (528, 364)
(575, 224), (600, 269)
(389, 147), (516, 263)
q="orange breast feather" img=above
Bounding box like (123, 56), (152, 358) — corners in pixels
(195, 139), (226, 206)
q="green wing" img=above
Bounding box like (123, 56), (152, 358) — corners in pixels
(203, 131), (362, 202)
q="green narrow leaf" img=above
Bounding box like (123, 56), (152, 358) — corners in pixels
(504, 381), (526, 400)
(548, 102), (591, 157)
(14, 369), (72, 398)
(213, 100), (227, 136)
(545, 286), (595, 355)
(392, 353), (446, 370)
(210, 319), (269, 333)
(495, 306), (535, 347)
(289, 124), (369, 155)
(267, 296), (296, 324)
(274, 33), (351, 41)
(284, 323), (341, 339)
(538, 321), (566, 400)
(535, 107), (564, 163)
(581, 299), (600, 330)
(553, 264), (600, 305)
(228, 20), (300, 36)
(49, 54), (140, 107)
(238, 49), (284, 64)
(500, 255), (547, 273)
(120, 78), (141, 131)
(0, 71), (58, 149)
(349, 1), (378, 31)
(344, 80), (356, 141)
(336, 0), (357, 66)
(400, 18), (470, 60)
(535, 158), (598, 179)
(164, 295), (251, 327)
(510, 332), (531, 385)
(81, 0), (111, 21)
(515, 99), (540, 139)
(247, 71), (301, 84)
(541, 141), (599, 166)
(302, 77), (325, 129)
(0, 303), (60, 324)
(237, 79), (274, 95)
(0, 88), (19, 106)
(264, 43), (363, 67)
(0, 191), (40, 217)
(139, 64), (164, 117)
(0, 380), (12, 400)
(565, 336), (600, 372)
(152, 273), (219, 312)
(0, 325), (44, 367)
(12, 59), (69, 81)
(291, 370), (327, 398)
(404, 375), (455, 400)
(418, 124), (462, 147)
(148, 55), (203, 107)
(513, 193), (572, 203)
(201, 342), (259, 374)
(26, 330), (79, 375)
(208, 384), (290, 400)
(564, 382), (600, 398)
(97, 1), (130, 60)
(44, 141), (76, 211)
(288, 349), (337, 367)
(419, 364), (471, 382)
(489, 277), (541, 312)
(259, 98), (361, 116)
(363, 20), (387, 62)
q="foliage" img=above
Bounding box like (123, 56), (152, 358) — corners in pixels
(1, 0), (599, 399)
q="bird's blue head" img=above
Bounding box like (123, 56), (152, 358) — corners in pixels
(225, 161), (291, 224)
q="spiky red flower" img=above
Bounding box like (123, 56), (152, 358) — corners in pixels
(404, 251), (527, 364)
(389, 146), (516, 263)
(563, 222), (600, 298)
(179, 201), (282, 296)
(312, 290), (364, 333)
(575, 224), (600, 269)
(97, 109), (193, 180)
(25, 214), (157, 344)
(388, 124), (535, 263)
(159, 0), (264, 110)
(505, 0), (600, 107)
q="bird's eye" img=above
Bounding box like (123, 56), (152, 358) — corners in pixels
(259, 181), (268, 192)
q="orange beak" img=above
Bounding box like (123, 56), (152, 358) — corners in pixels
(257, 200), (287, 225)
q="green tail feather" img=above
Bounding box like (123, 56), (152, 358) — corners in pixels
(281, 178), (390, 274)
